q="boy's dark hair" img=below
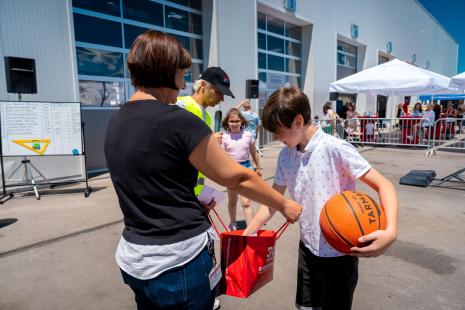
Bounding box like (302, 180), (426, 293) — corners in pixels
(222, 108), (248, 131)
(127, 30), (192, 89)
(262, 86), (311, 133)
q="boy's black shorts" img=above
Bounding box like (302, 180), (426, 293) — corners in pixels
(296, 241), (358, 310)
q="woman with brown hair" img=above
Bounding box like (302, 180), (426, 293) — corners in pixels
(104, 30), (301, 309)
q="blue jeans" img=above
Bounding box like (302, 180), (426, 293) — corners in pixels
(121, 246), (216, 310)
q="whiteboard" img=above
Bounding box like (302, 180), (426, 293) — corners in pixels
(0, 101), (82, 156)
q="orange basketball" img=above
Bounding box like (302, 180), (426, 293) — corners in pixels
(319, 191), (386, 254)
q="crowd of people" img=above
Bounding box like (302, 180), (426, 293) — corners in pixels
(104, 30), (398, 310)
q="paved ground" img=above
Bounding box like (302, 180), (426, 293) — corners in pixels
(0, 144), (464, 310)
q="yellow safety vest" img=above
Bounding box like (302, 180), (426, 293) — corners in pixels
(177, 96), (212, 196)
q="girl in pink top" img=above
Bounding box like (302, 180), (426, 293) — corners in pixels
(221, 108), (262, 230)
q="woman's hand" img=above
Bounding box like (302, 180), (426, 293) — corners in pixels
(350, 229), (397, 257)
(282, 199), (302, 223)
(256, 168), (263, 177)
(201, 198), (216, 213)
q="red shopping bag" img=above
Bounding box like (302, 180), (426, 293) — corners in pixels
(208, 209), (289, 298)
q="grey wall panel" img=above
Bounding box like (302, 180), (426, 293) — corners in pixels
(0, 0), (84, 187)
(82, 108), (118, 173)
(0, 0), (78, 102)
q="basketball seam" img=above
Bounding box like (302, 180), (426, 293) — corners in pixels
(366, 194), (382, 230)
(340, 192), (365, 236)
(324, 205), (354, 250)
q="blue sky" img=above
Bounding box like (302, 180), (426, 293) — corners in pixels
(418, 0), (465, 74)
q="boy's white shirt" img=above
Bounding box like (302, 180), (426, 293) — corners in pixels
(274, 128), (371, 257)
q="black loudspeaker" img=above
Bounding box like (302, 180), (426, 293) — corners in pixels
(329, 92), (339, 101)
(246, 79), (259, 99)
(399, 170), (436, 187)
(4, 57), (37, 94)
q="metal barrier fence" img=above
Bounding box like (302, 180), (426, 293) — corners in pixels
(258, 116), (464, 156)
(322, 117), (465, 155)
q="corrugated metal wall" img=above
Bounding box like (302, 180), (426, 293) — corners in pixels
(0, 0), (86, 189)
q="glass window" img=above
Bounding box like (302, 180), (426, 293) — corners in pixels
(122, 0), (163, 26)
(288, 75), (301, 87)
(267, 54), (284, 72)
(72, 0), (120, 16)
(286, 24), (301, 41)
(174, 35), (203, 59)
(258, 72), (266, 83)
(257, 12), (266, 30)
(74, 14), (122, 47)
(286, 59), (301, 74)
(184, 63), (203, 82)
(79, 80), (126, 106)
(76, 47), (124, 77)
(267, 16), (284, 36)
(267, 35), (284, 54)
(338, 52), (356, 68)
(337, 41), (357, 55)
(168, 0), (202, 10)
(258, 53), (266, 69)
(165, 6), (202, 34)
(267, 73), (286, 89)
(378, 55), (390, 64)
(124, 24), (148, 49)
(258, 32), (266, 50)
(285, 40), (301, 57)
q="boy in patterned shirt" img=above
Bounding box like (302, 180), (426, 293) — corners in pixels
(243, 86), (398, 310)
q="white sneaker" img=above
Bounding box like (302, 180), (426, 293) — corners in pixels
(213, 298), (220, 310)
(228, 222), (238, 231)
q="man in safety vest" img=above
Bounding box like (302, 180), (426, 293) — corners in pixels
(177, 67), (235, 196)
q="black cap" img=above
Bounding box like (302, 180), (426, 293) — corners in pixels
(200, 67), (235, 98)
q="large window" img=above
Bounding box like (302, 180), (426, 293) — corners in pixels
(337, 40), (357, 80)
(72, 0), (203, 106)
(257, 12), (302, 144)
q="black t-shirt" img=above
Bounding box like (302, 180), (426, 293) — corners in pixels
(104, 99), (212, 245)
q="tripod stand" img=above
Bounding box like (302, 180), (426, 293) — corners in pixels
(7, 157), (50, 200)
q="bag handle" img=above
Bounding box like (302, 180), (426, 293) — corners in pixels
(274, 221), (290, 240)
(209, 207), (290, 240)
(208, 207), (229, 236)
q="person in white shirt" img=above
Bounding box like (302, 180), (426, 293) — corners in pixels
(412, 103), (435, 140)
(243, 86), (398, 310)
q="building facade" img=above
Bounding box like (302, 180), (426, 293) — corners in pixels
(0, 0), (458, 175)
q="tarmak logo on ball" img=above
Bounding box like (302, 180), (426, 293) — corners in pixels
(352, 192), (380, 225)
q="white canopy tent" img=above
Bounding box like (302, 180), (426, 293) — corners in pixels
(450, 71), (465, 90)
(329, 59), (459, 96)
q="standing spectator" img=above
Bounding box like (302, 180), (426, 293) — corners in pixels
(322, 101), (340, 136)
(104, 30), (302, 310)
(401, 99), (410, 115)
(365, 121), (375, 142)
(221, 108), (262, 229)
(433, 102), (442, 121)
(177, 67), (234, 197)
(396, 103), (404, 117)
(236, 100), (262, 141)
(345, 102), (359, 133)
